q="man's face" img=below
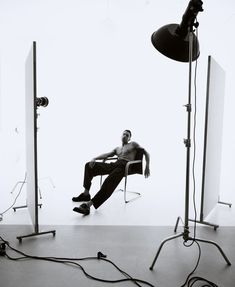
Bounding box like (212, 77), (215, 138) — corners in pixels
(122, 131), (131, 143)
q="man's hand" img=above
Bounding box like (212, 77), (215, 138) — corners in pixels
(144, 166), (150, 178)
(89, 158), (96, 168)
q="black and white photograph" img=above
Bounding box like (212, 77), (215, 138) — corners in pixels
(0, 1), (235, 286)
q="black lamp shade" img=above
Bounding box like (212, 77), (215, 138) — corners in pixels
(151, 24), (200, 62)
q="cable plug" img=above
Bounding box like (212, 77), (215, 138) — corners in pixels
(97, 251), (107, 259)
(0, 243), (6, 256)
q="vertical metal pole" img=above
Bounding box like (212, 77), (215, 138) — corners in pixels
(184, 30), (193, 241)
(33, 41), (39, 234)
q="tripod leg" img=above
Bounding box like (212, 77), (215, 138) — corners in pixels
(174, 216), (181, 233)
(150, 232), (183, 270)
(189, 237), (231, 266)
(218, 200), (232, 208)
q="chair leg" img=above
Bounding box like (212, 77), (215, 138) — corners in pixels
(101, 174), (141, 203)
(123, 176), (141, 203)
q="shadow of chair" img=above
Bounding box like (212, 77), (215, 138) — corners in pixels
(100, 148), (144, 203)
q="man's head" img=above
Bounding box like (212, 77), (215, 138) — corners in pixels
(122, 130), (132, 144)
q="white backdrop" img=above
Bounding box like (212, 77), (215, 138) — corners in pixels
(0, 0), (235, 224)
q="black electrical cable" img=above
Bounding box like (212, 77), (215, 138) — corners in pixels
(0, 172), (27, 221)
(180, 240), (201, 287)
(181, 240), (217, 286)
(188, 276), (218, 287)
(5, 254), (151, 287)
(0, 236), (155, 287)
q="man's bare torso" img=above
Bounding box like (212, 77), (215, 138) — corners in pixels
(115, 141), (139, 161)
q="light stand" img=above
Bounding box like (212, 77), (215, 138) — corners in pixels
(149, 0), (231, 270)
(17, 42), (55, 242)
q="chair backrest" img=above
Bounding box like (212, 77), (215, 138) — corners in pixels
(128, 148), (144, 175)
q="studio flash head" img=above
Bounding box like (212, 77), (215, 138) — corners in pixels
(36, 97), (49, 107)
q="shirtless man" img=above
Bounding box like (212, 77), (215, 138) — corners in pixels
(72, 130), (150, 215)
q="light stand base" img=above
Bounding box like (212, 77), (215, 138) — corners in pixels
(13, 204), (42, 212)
(174, 216), (219, 231)
(149, 230), (231, 270)
(218, 200), (232, 208)
(149, 232), (183, 270)
(187, 200), (232, 230)
(188, 219), (219, 230)
(17, 229), (56, 243)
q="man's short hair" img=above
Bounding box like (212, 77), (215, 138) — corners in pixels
(124, 129), (132, 138)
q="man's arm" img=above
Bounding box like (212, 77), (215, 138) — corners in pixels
(143, 149), (150, 178)
(93, 150), (116, 161)
(133, 142), (150, 178)
(89, 149), (116, 167)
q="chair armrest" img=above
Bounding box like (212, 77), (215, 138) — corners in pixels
(102, 157), (118, 162)
(100, 158), (142, 176)
(125, 160), (142, 176)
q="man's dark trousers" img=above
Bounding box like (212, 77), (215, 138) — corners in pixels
(83, 159), (127, 209)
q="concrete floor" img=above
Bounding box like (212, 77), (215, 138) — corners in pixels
(0, 225), (235, 287)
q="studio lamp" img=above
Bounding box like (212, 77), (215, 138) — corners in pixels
(149, 0), (231, 271)
(151, 0), (201, 62)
